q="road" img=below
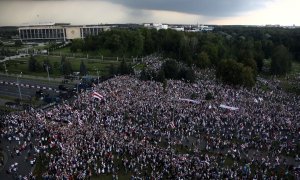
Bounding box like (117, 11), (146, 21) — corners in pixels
(0, 83), (38, 99)
(0, 74), (77, 106)
(0, 74), (75, 90)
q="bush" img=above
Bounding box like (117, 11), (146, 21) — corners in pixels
(216, 59), (256, 87)
(190, 93), (198, 100)
(205, 92), (214, 100)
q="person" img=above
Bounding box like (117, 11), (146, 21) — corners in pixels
(1, 56), (299, 178)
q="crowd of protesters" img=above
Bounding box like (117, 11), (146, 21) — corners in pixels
(1, 56), (300, 179)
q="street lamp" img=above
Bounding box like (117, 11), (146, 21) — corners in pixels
(17, 72), (22, 100)
(3, 62), (8, 76)
(94, 68), (100, 84)
(44, 64), (50, 83)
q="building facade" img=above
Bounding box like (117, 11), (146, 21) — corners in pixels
(19, 23), (110, 41)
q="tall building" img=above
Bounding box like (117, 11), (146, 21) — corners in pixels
(18, 23), (110, 41)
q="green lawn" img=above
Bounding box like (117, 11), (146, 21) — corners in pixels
(291, 61), (300, 74)
(51, 47), (103, 58)
(2, 55), (120, 77)
(51, 46), (140, 60)
(51, 46), (71, 54)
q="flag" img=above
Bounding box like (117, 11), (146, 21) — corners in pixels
(170, 121), (175, 129)
(91, 91), (103, 100)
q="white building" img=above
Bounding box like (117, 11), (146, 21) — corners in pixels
(143, 23), (169, 30)
(186, 25), (214, 32)
(19, 23), (110, 41)
(169, 27), (185, 31)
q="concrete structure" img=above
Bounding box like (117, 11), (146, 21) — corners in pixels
(19, 23), (110, 41)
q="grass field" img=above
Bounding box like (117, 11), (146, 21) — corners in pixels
(2, 55), (120, 77)
(51, 46), (139, 59)
(291, 61), (300, 74)
(52, 47), (106, 58)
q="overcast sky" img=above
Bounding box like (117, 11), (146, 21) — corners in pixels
(0, 0), (299, 26)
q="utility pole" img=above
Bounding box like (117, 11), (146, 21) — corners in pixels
(96, 69), (100, 85)
(17, 72), (22, 100)
(45, 64), (50, 83)
(3, 62), (8, 76)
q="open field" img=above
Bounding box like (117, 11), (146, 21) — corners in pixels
(51, 46), (140, 59)
(291, 61), (300, 74)
(1, 55), (121, 77)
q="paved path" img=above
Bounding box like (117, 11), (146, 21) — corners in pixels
(0, 54), (29, 63)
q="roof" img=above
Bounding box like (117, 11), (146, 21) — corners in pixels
(19, 22), (70, 28)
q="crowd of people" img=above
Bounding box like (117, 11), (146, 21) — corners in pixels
(1, 56), (300, 179)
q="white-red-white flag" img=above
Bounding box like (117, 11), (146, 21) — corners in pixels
(170, 121), (175, 129)
(90, 91), (103, 100)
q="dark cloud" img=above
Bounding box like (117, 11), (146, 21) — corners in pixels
(102, 0), (272, 17)
(0, 0), (273, 17)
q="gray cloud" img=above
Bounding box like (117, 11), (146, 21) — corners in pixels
(0, 0), (280, 26)
(99, 0), (272, 17)
(0, 0), (273, 17)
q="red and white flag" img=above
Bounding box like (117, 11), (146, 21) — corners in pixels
(90, 91), (103, 100)
(170, 121), (175, 129)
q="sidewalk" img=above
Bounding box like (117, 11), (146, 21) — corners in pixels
(0, 72), (65, 83)
(0, 54), (29, 63)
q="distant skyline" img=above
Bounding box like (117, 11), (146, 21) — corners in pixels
(0, 0), (299, 26)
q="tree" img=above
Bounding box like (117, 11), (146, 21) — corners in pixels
(156, 69), (166, 83)
(35, 62), (43, 73)
(262, 40), (274, 59)
(142, 29), (155, 54)
(140, 68), (155, 81)
(254, 41), (265, 72)
(105, 34), (121, 53)
(178, 68), (196, 83)
(271, 45), (292, 75)
(60, 56), (73, 75)
(196, 51), (211, 69)
(118, 59), (129, 75)
(131, 30), (144, 56)
(28, 55), (37, 72)
(216, 59), (244, 85)
(70, 39), (84, 53)
(15, 40), (22, 47)
(241, 66), (256, 87)
(162, 59), (179, 79)
(217, 59), (256, 87)
(79, 60), (87, 76)
(43, 58), (53, 74)
(205, 92), (214, 100)
(140, 68), (148, 81)
(241, 58), (257, 75)
(109, 64), (117, 76)
(201, 43), (218, 65)
(254, 52), (264, 72)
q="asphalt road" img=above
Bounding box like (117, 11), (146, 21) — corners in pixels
(0, 74), (74, 90)
(0, 74), (77, 105)
(0, 84), (37, 99)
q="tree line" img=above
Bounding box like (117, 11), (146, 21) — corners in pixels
(28, 55), (134, 77)
(67, 27), (297, 86)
